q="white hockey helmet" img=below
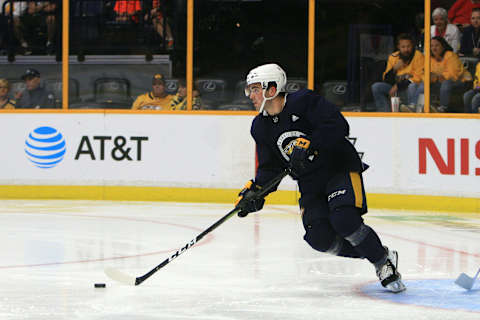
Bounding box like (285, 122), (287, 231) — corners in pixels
(245, 63), (287, 112)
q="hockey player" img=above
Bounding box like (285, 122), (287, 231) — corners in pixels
(235, 63), (406, 293)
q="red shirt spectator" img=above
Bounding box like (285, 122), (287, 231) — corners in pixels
(114, 0), (142, 23)
(448, 0), (480, 25)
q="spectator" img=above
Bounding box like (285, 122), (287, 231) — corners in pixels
(463, 61), (480, 112)
(4, 0), (57, 55)
(16, 68), (56, 109)
(416, 36), (472, 113)
(371, 33), (424, 112)
(448, 0), (480, 28)
(71, 0), (103, 42)
(459, 8), (480, 56)
(114, 0), (142, 23)
(149, 0), (174, 50)
(0, 79), (15, 109)
(132, 73), (174, 110)
(3, 1), (31, 54)
(433, 0), (457, 9)
(170, 80), (202, 110)
(412, 12), (425, 52)
(39, 0), (57, 53)
(431, 7), (462, 53)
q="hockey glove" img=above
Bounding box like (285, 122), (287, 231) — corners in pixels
(287, 137), (311, 175)
(235, 180), (265, 217)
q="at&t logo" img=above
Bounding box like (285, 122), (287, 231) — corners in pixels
(25, 126), (66, 169)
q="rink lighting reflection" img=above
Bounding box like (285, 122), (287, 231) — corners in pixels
(361, 279), (480, 312)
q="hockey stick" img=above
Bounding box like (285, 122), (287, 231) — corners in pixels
(454, 267), (480, 290)
(105, 169), (290, 286)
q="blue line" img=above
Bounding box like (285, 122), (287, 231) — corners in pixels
(361, 280), (480, 312)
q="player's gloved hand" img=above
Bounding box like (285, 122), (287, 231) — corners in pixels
(235, 180), (265, 217)
(288, 137), (311, 175)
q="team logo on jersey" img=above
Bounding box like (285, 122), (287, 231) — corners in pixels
(291, 114), (299, 122)
(277, 130), (307, 161)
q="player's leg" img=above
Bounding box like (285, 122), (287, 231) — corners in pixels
(300, 195), (362, 259)
(326, 172), (405, 292)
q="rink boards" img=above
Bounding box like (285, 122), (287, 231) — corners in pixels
(0, 113), (478, 212)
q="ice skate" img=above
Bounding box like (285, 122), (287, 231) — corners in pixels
(376, 247), (406, 293)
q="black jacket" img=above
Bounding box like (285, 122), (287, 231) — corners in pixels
(251, 89), (365, 195)
(16, 86), (56, 109)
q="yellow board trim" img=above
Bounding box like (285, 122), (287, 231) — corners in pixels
(0, 186), (477, 213)
(349, 172), (363, 208)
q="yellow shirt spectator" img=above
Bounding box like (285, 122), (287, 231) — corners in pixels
(383, 50), (424, 84)
(132, 92), (174, 110)
(170, 82), (202, 110)
(0, 79), (15, 109)
(132, 73), (174, 110)
(0, 99), (16, 109)
(473, 62), (480, 89)
(430, 50), (472, 82)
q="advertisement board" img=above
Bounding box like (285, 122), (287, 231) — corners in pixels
(0, 114), (478, 208)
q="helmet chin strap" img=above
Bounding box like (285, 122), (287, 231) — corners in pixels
(259, 88), (279, 114)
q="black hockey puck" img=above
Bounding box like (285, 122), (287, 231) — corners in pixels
(94, 283), (106, 288)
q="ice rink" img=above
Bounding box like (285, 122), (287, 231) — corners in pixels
(1, 200), (479, 320)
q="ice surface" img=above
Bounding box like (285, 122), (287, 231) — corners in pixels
(0, 200), (479, 319)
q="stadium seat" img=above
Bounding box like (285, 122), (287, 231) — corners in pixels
(217, 104), (254, 111)
(216, 80), (253, 111)
(69, 102), (131, 109)
(460, 57), (479, 78)
(195, 79), (227, 108)
(165, 79), (180, 95)
(45, 78), (81, 106)
(285, 78), (307, 93)
(7, 80), (27, 100)
(321, 81), (348, 107)
(93, 77), (133, 108)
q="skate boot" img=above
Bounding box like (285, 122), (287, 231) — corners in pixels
(376, 247), (406, 293)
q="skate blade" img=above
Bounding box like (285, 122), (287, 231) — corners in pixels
(386, 280), (406, 293)
(454, 273), (473, 290)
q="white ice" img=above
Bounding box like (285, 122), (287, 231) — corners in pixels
(0, 200), (479, 320)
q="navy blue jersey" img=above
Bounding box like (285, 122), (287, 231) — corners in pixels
(251, 89), (364, 195)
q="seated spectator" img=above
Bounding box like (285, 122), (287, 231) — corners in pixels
(3, 1), (31, 54)
(132, 73), (174, 110)
(412, 12), (425, 52)
(459, 8), (480, 56)
(16, 68), (56, 109)
(0, 79), (15, 109)
(371, 33), (424, 112)
(4, 0), (57, 55)
(431, 7), (461, 53)
(463, 61), (480, 112)
(170, 80), (202, 110)
(433, 0), (457, 9)
(149, 0), (174, 50)
(114, 0), (142, 23)
(416, 36), (472, 113)
(71, 0), (103, 43)
(449, 0), (480, 28)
